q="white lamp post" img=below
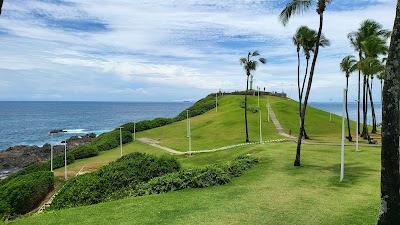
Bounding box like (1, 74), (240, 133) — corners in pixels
(259, 110), (262, 143)
(340, 89), (346, 182)
(119, 127), (123, 157)
(50, 134), (53, 172)
(186, 110), (189, 138)
(257, 86), (260, 107)
(329, 98), (332, 122)
(267, 97), (270, 123)
(64, 140), (67, 180)
(188, 119), (192, 156)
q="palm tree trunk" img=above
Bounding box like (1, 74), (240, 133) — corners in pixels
(362, 76), (369, 139)
(302, 58), (310, 139)
(368, 80), (377, 133)
(294, 9), (324, 167)
(245, 72), (250, 142)
(377, 1), (400, 223)
(346, 76), (352, 141)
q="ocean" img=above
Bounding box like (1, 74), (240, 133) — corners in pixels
(0, 100), (382, 151)
(310, 101), (382, 125)
(0, 101), (193, 151)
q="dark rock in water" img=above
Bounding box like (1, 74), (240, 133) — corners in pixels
(49, 129), (67, 134)
(0, 133), (97, 170)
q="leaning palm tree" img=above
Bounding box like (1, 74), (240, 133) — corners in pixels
(240, 51), (266, 142)
(293, 26), (330, 140)
(279, 0), (331, 167)
(340, 55), (358, 141)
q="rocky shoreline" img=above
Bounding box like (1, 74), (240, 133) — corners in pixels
(0, 133), (96, 171)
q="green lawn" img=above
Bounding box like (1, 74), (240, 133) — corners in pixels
(6, 94), (382, 225)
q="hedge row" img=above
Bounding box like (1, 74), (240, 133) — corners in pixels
(0, 171), (54, 218)
(122, 94), (216, 133)
(101, 155), (258, 202)
(50, 152), (180, 210)
(91, 130), (133, 151)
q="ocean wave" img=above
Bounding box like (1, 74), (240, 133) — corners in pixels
(64, 129), (86, 133)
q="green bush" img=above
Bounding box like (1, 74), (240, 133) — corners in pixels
(122, 94), (216, 133)
(0, 171), (54, 216)
(70, 145), (99, 160)
(52, 152), (75, 169)
(92, 130), (132, 151)
(227, 155), (259, 177)
(0, 162), (50, 185)
(51, 153), (181, 210)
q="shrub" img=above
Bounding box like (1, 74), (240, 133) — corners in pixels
(52, 152), (75, 169)
(0, 162), (50, 185)
(227, 155), (259, 177)
(92, 130), (132, 151)
(70, 145), (99, 160)
(51, 153), (181, 210)
(0, 171), (54, 216)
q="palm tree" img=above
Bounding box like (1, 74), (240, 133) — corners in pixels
(240, 51), (266, 142)
(340, 55), (357, 141)
(361, 35), (388, 134)
(377, 1), (400, 223)
(293, 26), (330, 140)
(348, 20), (390, 137)
(377, 70), (385, 102)
(279, 0), (331, 167)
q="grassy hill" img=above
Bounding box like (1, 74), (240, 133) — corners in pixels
(6, 94), (381, 225)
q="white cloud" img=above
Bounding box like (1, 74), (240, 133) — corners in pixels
(0, 0), (396, 101)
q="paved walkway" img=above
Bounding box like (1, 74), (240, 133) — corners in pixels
(137, 138), (184, 155)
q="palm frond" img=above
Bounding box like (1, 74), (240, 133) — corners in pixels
(240, 58), (247, 65)
(259, 58), (267, 64)
(279, 0), (313, 26)
(252, 51), (260, 57)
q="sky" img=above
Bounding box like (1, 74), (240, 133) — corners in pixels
(0, 0), (396, 102)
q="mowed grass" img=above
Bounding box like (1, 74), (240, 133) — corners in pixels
(9, 142), (381, 225)
(271, 99), (378, 144)
(137, 95), (283, 152)
(7, 95), (382, 224)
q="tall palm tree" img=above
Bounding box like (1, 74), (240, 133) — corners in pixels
(279, 0), (331, 167)
(361, 35), (388, 133)
(240, 51), (266, 142)
(377, 70), (385, 102)
(340, 55), (357, 141)
(377, 1), (400, 223)
(293, 26), (330, 140)
(348, 20), (390, 137)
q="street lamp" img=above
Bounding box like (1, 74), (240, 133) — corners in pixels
(63, 140), (67, 180)
(50, 134), (53, 172)
(119, 127), (123, 157)
(259, 110), (262, 143)
(257, 86), (260, 107)
(186, 110), (190, 137)
(188, 119), (192, 156)
(329, 98), (332, 122)
(340, 89), (346, 182)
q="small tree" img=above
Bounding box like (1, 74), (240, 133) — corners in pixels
(340, 55), (357, 141)
(240, 51), (266, 142)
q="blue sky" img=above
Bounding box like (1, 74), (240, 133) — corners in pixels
(0, 0), (396, 102)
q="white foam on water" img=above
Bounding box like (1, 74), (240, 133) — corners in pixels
(64, 129), (86, 133)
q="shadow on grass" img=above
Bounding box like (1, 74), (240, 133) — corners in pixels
(284, 162), (378, 188)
